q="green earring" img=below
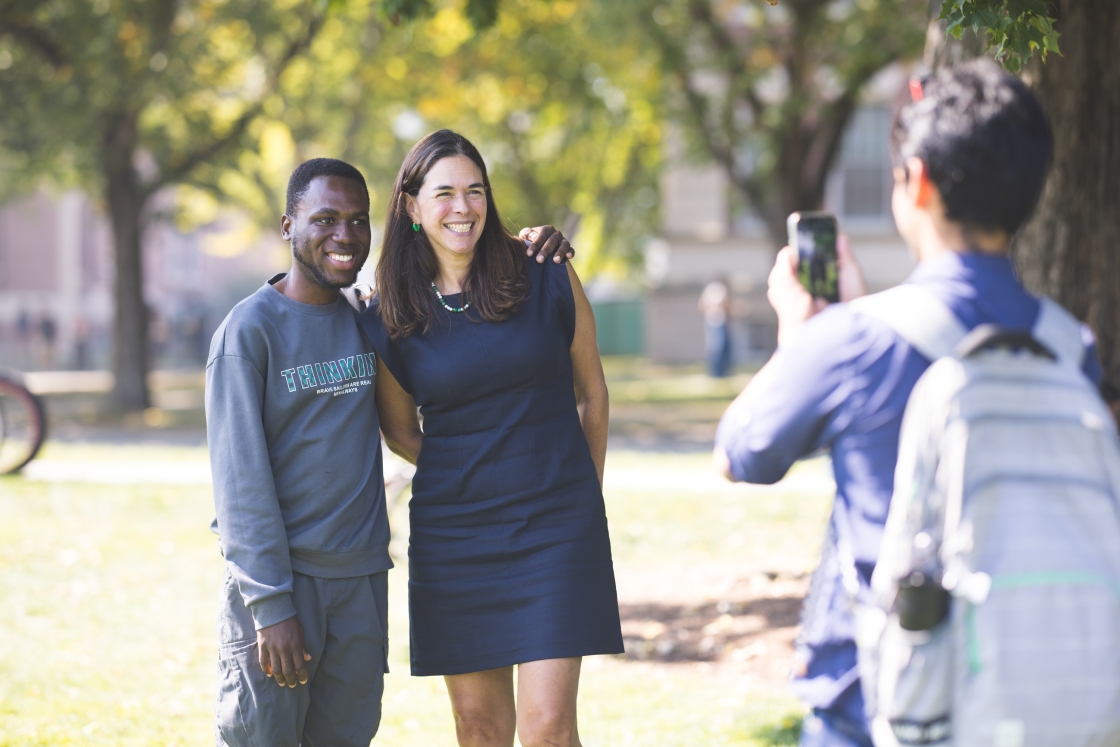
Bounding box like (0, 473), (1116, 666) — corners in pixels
(412, 222), (420, 232)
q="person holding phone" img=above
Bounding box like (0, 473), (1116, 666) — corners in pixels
(360, 130), (623, 747)
(712, 60), (1106, 747)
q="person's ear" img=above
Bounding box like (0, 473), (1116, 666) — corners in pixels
(904, 157), (935, 208)
(403, 194), (420, 224)
(280, 213), (294, 241)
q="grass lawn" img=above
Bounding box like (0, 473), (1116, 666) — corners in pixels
(1, 360), (831, 745)
(0, 447), (828, 746)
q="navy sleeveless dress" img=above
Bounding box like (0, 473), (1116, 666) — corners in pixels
(359, 257), (624, 676)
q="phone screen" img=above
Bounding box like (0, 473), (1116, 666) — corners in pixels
(788, 212), (839, 303)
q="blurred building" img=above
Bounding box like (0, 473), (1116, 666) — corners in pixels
(0, 190), (287, 372)
(645, 66), (917, 364)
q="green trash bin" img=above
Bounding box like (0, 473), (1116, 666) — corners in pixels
(590, 299), (644, 355)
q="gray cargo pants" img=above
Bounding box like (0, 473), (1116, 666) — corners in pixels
(214, 569), (389, 747)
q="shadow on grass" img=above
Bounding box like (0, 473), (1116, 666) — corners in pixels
(619, 594), (803, 662)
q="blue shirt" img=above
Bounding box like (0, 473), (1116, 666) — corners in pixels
(715, 252), (1102, 709)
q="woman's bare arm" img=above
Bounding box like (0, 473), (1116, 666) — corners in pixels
(375, 356), (423, 465)
(566, 263), (609, 486)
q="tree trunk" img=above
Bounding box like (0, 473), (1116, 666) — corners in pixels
(104, 112), (151, 412)
(1012, 0), (1120, 387)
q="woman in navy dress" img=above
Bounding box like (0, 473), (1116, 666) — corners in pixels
(359, 130), (622, 747)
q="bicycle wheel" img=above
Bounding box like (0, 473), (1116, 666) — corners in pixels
(0, 373), (47, 475)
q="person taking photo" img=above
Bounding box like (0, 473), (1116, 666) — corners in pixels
(713, 59), (1106, 747)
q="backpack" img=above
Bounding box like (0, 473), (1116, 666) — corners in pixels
(848, 284), (1120, 747)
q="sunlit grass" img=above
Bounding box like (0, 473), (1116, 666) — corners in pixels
(0, 441), (825, 746)
(604, 452), (831, 575)
(602, 356), (756, 403)
(33, 441), (210, 462)
(0, 479), (218, 747)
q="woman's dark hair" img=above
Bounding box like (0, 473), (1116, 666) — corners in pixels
(891, 58), (1052, 237)
(376, 129), (528, 339)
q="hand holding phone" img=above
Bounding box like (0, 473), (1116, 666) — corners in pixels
(787, 212), (839, 304)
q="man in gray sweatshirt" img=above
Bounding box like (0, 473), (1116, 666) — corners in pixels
(208, 158), (390, 747)
(208, 158), (573, 747)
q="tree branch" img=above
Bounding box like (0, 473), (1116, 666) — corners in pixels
(650, 11), (780, 234)
(2, 13), (68, 68)
(155, 11), (326, 193)
(686, 0), (765, 125)
(649, 21), (733, 167)
(146, 0), (178, 56)
(687, 0), (747, 80)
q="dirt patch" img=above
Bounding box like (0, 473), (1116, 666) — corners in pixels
(618, 572), (809, 689)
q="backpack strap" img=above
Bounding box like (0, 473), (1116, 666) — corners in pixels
(848, 285), (968, 361)
(1032, 296), (1087, 368)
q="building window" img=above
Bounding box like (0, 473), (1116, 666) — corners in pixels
(837, 106), (891, 219)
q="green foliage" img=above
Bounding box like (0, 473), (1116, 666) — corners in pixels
(379, 0), (434, 23)
(463, 0), (502, 28)
(0, 0), (327, 202)
(0, 0), (658, 278)
(177, 0), (663, 277)
(391, 0), (663, 275)
(939, 0), (1060, 72)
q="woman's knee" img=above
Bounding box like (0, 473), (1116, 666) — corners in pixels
(446, 668), (516, 746)
(517, 707), (577, 747)
(453, 709), (516, 746)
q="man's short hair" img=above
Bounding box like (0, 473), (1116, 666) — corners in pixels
(891, 59), (1052, 236)
(285, 158), (369, 216)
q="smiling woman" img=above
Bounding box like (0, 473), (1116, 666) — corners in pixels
(375, 130), (529, 339)
(361, 131), (621, 747)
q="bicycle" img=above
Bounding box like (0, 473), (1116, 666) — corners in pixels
(0, 368), (47, 475)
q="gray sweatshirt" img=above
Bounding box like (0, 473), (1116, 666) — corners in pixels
(206, 276), (392, 630)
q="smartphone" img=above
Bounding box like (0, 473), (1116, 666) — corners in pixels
(787, 211), (839, 304)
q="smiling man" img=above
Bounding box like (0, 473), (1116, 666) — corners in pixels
(206, 158), (573, 747)
(207, 159), (392, 747)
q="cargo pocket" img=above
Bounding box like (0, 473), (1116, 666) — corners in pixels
(214, 570), (276, 747)
(215, 653), (253, 747)
(217, 570), (258, 647)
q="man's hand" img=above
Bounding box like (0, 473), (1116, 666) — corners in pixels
(768, 246), (825, 347)
(713, 445), (735, 481)
(768, 235), (866, 346)
(836, 235), (868, 303)
(257, 616), (311, 688)
(520, 225), (575, 264)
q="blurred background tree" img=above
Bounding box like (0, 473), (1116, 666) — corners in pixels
(629, 0), (927, 248)
(3, 0), (1116, 399)
(0, 0), (336, 409)
(0, 0), (661, 408)
(182, 0), (664, 279)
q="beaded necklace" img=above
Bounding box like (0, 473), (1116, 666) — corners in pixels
(431, 282), (471, 313)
